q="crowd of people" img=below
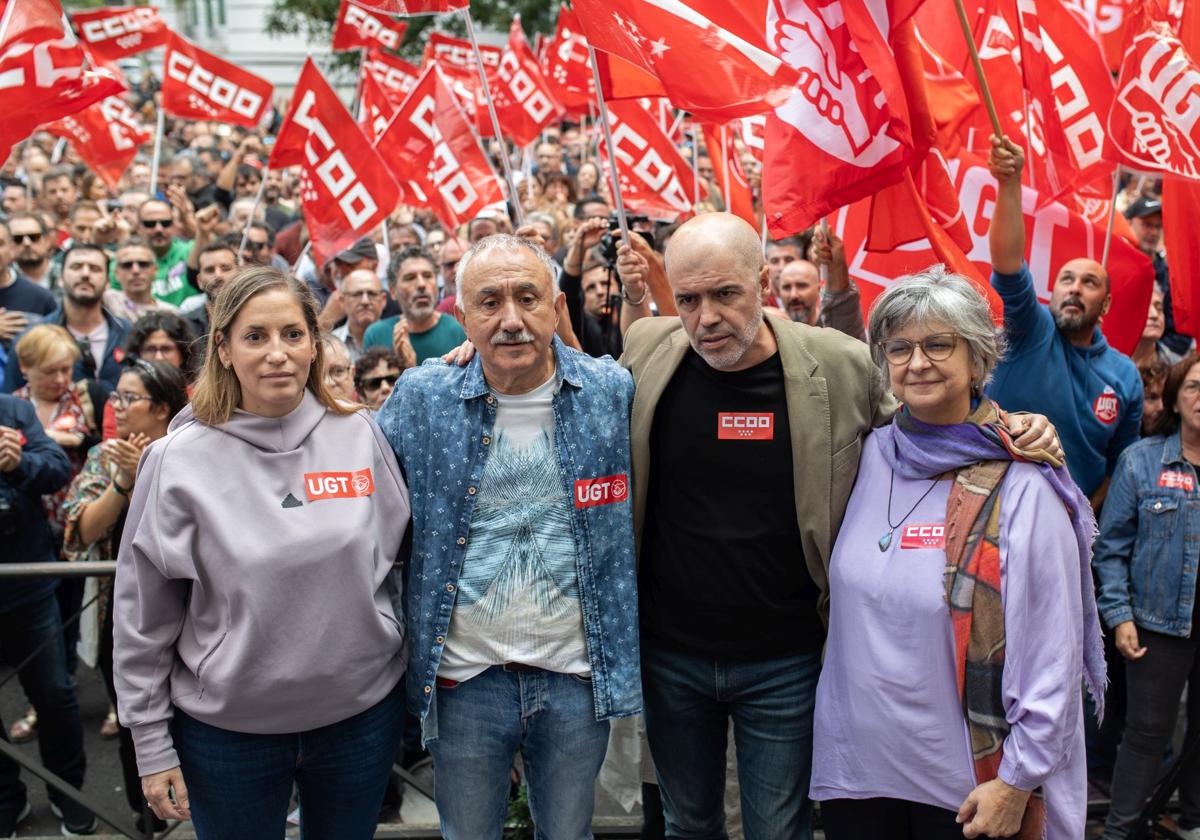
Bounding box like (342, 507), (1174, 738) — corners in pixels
(0, 75), (1191, 840)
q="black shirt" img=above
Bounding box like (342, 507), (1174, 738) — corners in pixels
(0, 272), (55, 320)
(640, 349), (823, 659)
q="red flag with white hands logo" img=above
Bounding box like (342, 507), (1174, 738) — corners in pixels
(1108, 0), (1200, 180)
(363, 48), (420, 103)
(835, 150), (1153, 355)
(0, 0), (126, 165)
(762, 0), (923, 238)
(542, 4), (595, 115)
(161, 32), (272, 128)
(573, 0), (799, 121)
(487, 17), (564, 148)
(598, 99), (704, 221)
(70, 5), (170, 62)
(375, 63), (505, 231)
(358, 65), (397, 142)
(46, 95), (149, 189)
(269, 59), (400, 267)
(332, 0), (407, 52)
(700, 122), (757, 227)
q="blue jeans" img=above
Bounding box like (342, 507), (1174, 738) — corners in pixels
(0, 594), (85, 817)
(641, 639), (821, 840)
(426, 667), (611, 840)
(172, 679), (404, 840)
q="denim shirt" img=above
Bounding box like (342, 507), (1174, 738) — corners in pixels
(377, 337), (641, 740)
(1094, 431), (1200, 637)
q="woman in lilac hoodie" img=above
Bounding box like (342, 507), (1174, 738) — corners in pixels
(113, 267), (411, 839)
(810, 266), (1105, 840)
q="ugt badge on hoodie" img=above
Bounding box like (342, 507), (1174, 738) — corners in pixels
(304, 468), (375, 502)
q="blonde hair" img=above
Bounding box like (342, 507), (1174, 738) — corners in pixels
(16, 324), (81, 370)
(191, 266), (357, 425)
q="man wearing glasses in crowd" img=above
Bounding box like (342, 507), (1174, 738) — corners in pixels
(136, 199), (198, 307)
(103, 238), (178, 323)
(332, 269), (388, 362)
(7, 212), (55, 292)
(435, 236), (468, 315)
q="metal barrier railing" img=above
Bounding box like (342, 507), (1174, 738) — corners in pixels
(1, 563), (644, 838)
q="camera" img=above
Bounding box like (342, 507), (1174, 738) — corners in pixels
(599, 213), (654, 267)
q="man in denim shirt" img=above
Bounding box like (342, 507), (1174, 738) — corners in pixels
(377, 234), (640, 839)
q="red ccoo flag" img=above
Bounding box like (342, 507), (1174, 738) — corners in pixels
(46, 95), (150, 189)
(574, 0), (799, 121)
(345, 0), (467, 13)
(598, 99), (704, 220)
(375, 63), (506, 231)
(0, 0), (126, 166)
(162, 32), (273, 128)
(363, 48), (420, 103)
(358, 66), (397, 142)
(488, 18), (563, 147)
(332, 0), (407, 52)
(70, 5), (169, 62)
(270, 59), (400, 267)
(542, 4), (594, 115)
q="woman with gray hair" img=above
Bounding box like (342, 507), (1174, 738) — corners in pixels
(810, 265), (1105, 839)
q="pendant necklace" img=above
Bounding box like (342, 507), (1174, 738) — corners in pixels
(879, 470), (941, 551)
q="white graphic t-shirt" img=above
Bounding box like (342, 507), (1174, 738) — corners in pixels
(438, 371), (590, 682)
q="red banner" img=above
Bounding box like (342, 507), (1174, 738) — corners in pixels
(332, 0), (407, 52)
(542, 4), (594, 115)
(340, 0), (466, 13)
(270, 59), (400, 267)
(162, 32), (273, 128)
(489, 18), (563, 148)
(71, 5), (169, 62)
(599, 99), (702, 221)
(1161, 0), (1200, 337)
(0, 1), (126, 163)
(422, 32), (500, 73)
(375, 64), (506, 230)
(46, 95), (149, 189)
(358, 67), (396, 142)
(574, 0), (799, 121)
(362, 48), (420, 103)
(836, 152), (1153, 355)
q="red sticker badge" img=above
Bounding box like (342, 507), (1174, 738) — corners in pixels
(574, 474), (629, 509)
(717, 412), (774, 440)
(1159, 470), (1195, 492)
(1093, 386), (1119, 425)
(899, 524), (946, 549)
(304, 468), (375, 502)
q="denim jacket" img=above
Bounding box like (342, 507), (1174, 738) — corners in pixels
(378, 337), (641, 739)
(1094, 432), (1200, 637)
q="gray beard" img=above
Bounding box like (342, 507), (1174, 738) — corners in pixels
(690, 308), (765, 371)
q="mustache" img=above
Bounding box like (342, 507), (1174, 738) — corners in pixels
(1060, 295), (1084, 310)
(491, 329), (535, 345)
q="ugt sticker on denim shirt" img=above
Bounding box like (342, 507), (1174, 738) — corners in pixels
(575, 474), (629, 508)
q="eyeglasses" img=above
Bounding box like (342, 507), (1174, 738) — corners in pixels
(246, 241), (271, 251)
(325, 365), (351, 380)
(141, 219), (172, 229)
(1181, 381), (1200, 395)
(361, 373), (400, 392)
(878, 333), (960, 365)
(12, 232), (41, 244)
(111, 391), (154, 408)
(117, 259), (154, 270)
(347, 289), (384, 301)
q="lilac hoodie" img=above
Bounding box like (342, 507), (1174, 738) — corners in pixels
(114, 392), (410, 776)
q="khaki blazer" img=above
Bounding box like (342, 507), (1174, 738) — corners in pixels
(620, 312), (898, 622)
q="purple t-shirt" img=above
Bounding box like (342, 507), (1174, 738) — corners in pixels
(811, 430), (1087, 839)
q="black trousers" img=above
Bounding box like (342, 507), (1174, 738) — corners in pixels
(821, 797), (963, 840)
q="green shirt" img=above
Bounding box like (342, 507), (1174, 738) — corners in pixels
(362, 313), (467, 364)
(110, 239), (199, 307)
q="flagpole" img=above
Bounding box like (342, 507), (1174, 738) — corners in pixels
(818, 218), (830, 283)
(690, 124), (701, 212)
(720, 125), (732, 216)
(237, 169), (269, 266)
(149, 108), (166, 198)
(461, 8), (525, 227)
(953, 0), (1003, 138)
(586, 44), (630, 244)
(380, 220), (390, 269)
(1102, 167), (1120, 269)
(352, 48), (366, 121)
(292, 241), (312, 276)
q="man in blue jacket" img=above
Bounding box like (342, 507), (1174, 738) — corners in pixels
(3, 245), (130, 394)
(0, 394), (94, 836)
(984, 136), (1142, 508)
(378, 234), (639, 840)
